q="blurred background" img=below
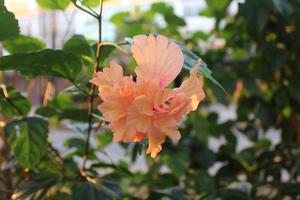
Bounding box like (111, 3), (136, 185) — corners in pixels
(1, 0), (300, 199)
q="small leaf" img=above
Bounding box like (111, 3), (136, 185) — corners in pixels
(72, 180), (122, 200)
(14, 173), (61, 200)
(0, 2), (20, 41)
(97, 132), (113, 148)
(272, 0), (293, 15)
(131, 140), (147, 162)
(2, 35), (46, 54)
(63, 34), (92, 57)
(4, 117), (48, 168)
(36, 94), (88, 122)
(81, 0), (101, 7)
(154, 186), (191, 200)
(0, 86), (31, 116)
(36, 0), (70, 10)
(0, 49), (82, 82)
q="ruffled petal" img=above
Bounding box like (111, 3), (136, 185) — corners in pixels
(132, 34), (184, 88)
(90, 61), (124, 99)
(154, 116), (181, 143)
(147, 126), (165, 158)
(110, 117), (136, 142)
(176, 66), (205, 112)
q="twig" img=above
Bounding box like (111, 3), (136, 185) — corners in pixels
(72, 0), (98, 19)
(80, 1), (98, 17)
(82, 0), (104, 171)
(98, 42), (130, 55)
(48, 142), (64, 164)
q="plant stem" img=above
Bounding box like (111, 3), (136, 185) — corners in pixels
(82, 0), (104, 171)
(72, 1), (98, 19)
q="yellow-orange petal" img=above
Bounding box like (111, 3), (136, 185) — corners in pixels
(176, 66), (205, 112)
(146, 126), (165, 158)
(132, 34), (184, 88)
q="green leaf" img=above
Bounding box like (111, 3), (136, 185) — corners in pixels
(72, 180), (122, 200)
(4, 117), (48, 168)
(0, 2), (20, 41)
(154, 187), (191, 200)
(200, 0), (231, 18)
(97, 132), (113, 148)
(63, 34), (92, 57)
(36, 0), (70, 10)
(0, 49), (82, 82)
(110, 12), (130, 26)
(273, 0), (293, 15)
(131, 140), (147, 162)
(36, 94), (88, 122)
(91, 43), (115, 66)
(2, 35), (46, 54)
(221, 189), (251, 200)
(14, 173), (61, 200)
(195, 170), (215, 194)
(151, 2), (186, 27)
(176, 41), (226, 92)
(0, 86), (31, 116)
(81, 0), (100, 7)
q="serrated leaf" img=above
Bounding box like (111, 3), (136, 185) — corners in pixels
(0, 2), (20, 41)
(0, 86), (31, 116)
(0, 49), (82, 82)
(2, 35), (46, 54)
(36, 0), (70, 10)
(4, 117), (48, 168)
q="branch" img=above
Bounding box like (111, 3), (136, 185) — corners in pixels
(82, 0), (104, 171)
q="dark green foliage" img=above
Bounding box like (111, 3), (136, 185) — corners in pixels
(0, 87), (31, 115)
(0, 49), (82, 81)
(63, 34), (92, 57)
(72, 179), (122, 200)
(2, 35), (46, 54)
(4, 117), (48, 168)
(36, 94), (88, 122)
(14, 173), (62, 200)
(0, 1), (19, 40)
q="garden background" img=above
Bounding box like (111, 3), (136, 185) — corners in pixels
(0, 0), (300, 199)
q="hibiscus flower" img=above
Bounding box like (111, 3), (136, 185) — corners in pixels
(90, 34), (205, 158)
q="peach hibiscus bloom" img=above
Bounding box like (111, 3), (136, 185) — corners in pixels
(90, 34), (205, 158)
